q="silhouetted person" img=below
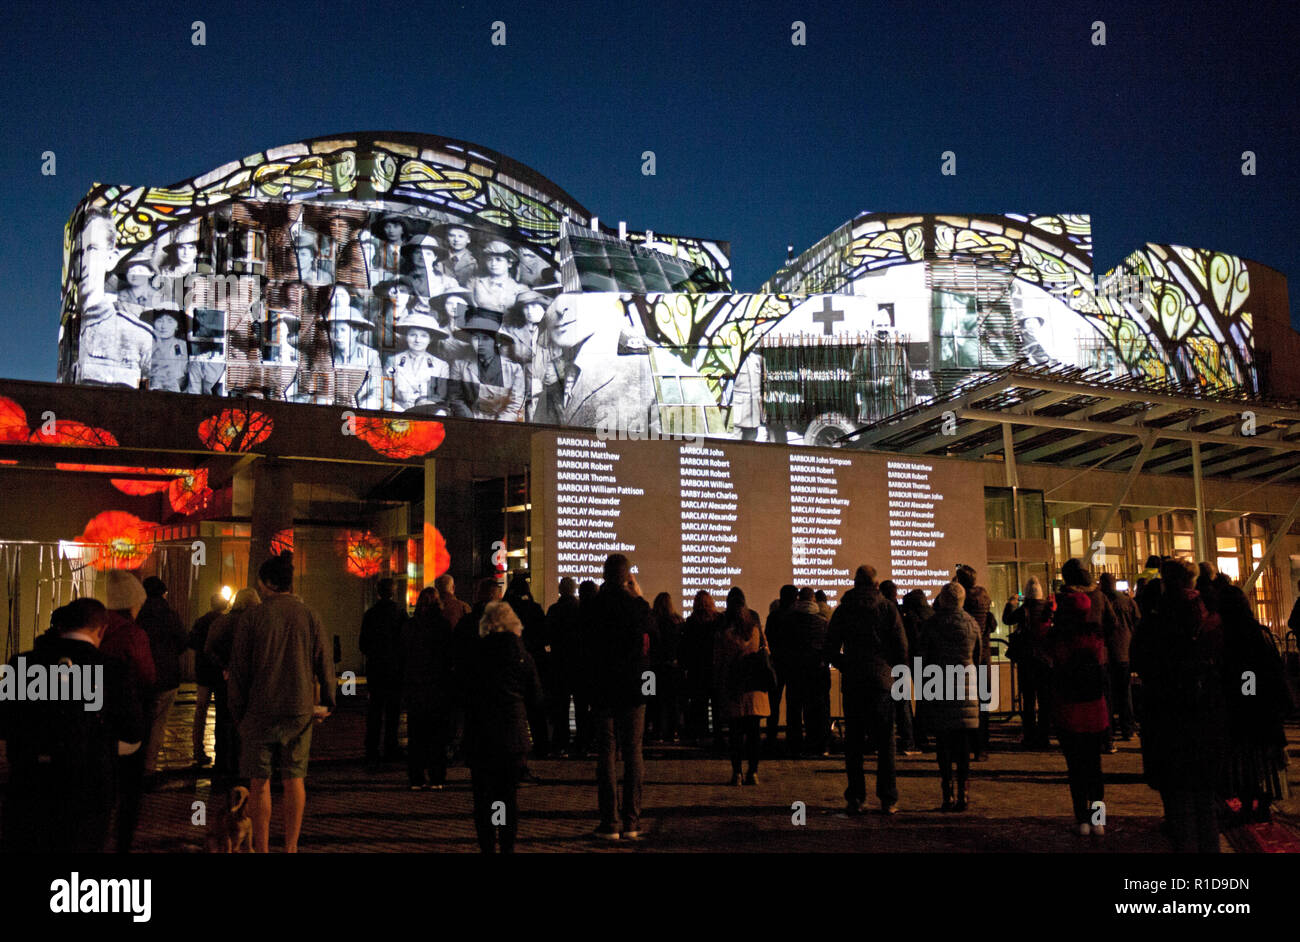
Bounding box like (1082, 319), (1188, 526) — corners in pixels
(785, 587), (830, 756)
(189, 592), (228, 767)
(504, 574), (550, 759)
(827, 565), (907, 815)
(360, 578), (405, 767)
(1003, 576), (1054, 748)
(545, 578), (585, 755)
(402, 587), (456, 790)
(917, 583), (981, 811)
(137, 576), (187, 780)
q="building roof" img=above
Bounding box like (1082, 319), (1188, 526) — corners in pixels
(842, 362), (1300, 485)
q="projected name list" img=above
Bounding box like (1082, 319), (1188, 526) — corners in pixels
(554, 437), (646, 582)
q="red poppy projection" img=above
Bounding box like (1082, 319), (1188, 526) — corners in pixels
(338, 529), (385, 578)
(198, 409), (274, 452)
(167, 467), (214, 515)
(28, 420), (119, 447)
(427, 525), (451, 579)
(75, 511), (158, 570)
(0, 396), (27, 442)
(353, 417), (445, 459)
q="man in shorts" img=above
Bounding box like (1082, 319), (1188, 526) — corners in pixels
(229, 552), (335, 853)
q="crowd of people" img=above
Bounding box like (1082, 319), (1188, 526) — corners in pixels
(1, 549), (1294, 854)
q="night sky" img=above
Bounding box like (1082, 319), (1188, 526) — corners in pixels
(0, 0), (1296, 382)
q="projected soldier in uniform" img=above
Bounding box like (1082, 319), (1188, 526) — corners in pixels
(113, 256), (163, 315)
(324, 286), (383, 410)
(75, 210), (154, 387)
(448, 307), (524, 421)
(535, 295), (659, 434)
(437, 223), (479, 286)
(469, 241), (526, 314)
(385, 305), (450, 412)
(143, 309), (190, 392)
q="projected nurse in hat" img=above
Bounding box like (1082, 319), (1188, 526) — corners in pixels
(385, 303), (450, 412)
(447, 307), (524, 421)
(324, 286), (383, 410)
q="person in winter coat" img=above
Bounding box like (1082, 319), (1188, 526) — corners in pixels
(0, 598), (144, 853)
(683, 590), (723, 746)
(100, 571), (155, 854)
(763, 585), (798, 754)
(137, 576), (188, 777)
(1003, 576), (1055, 748)
(718, 588), (770, 785)
(827, 565), (908, 815)
(1051, 582), (1110, 837)
(900, 589), (934, 750)
(784, 587), (831, 756)
(1131, 558), (1226, 852)
(918, 582), (982, 811)
(1217, 585), (1290, 825)
(585, 554), (653, 839)
(544, 577), (585, 755)
(460, 600), (543, 853)
(648, 592), (684, 743)
(1059, 558), (1119, 753)
(1099, 573), (1138, 741)
(504, 574), (551, 759)
(402, 587), (456, 790)
(955, 565), (994, 759)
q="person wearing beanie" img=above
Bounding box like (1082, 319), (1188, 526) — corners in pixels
(135, 575), (188, 779)
(100, 569), (156, 853)
(1050, 571), (1110, 837)
(917, 582), (982, 811)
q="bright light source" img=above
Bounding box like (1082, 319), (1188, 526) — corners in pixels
(219, 585), (234, 601)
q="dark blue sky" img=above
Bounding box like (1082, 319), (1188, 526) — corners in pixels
(1, 0), (1296, 382)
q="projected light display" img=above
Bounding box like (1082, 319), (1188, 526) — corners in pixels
(57, 137), (1282, 448)
(532, 431), (987, 610)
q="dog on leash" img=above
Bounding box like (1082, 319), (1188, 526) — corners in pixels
(206, 785), (253, 853)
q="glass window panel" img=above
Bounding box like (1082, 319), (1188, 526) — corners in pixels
(1217, 557), (1241, 580)
(1216, 537), (1239, 553)
(1174, 534), (1193, 550)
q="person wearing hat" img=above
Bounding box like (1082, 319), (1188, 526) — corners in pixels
(263, 306), (301, 365)
(500, 290), (556, 422)
(142, 308), (191, 392)
(368, 213), (412, 288)
(385, 304), (451, 411)
(448, 307), (525, 421)
(159, 227), (202, 279)
(291, 228), (333, 286)
(534, 294), (660, 435)
(437, 222), (480, 286)
(75, 210), (155, 388)
(402, 234), (459, 298)
(469, 240), (526, 315)
(113, 254), (162, 313)
(324, 286), (383, 410)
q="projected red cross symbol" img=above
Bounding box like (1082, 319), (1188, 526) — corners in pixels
(812, 297), (845, 335)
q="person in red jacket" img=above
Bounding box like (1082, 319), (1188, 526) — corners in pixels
(1051, 579), (1110, 837)
(100, 569), (157, 853)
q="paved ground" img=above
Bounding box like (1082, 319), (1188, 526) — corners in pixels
(114, 685), (1300, 853)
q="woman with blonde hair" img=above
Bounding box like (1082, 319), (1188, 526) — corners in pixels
(460, 600), (543, 853)
(918, 582), (982, 811)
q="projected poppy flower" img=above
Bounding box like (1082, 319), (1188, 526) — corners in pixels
(167, 467), (213, 515)
(76, 510), (157, 570)
(198, 409), (274, 452)
(338, 529), (385, 578)
(111, 478), (173, 496)
(270, 528), (294, 556)
(353, 417), (445, 459)
(424, 523), (451, 579)
(0, 396), (27, 442)
(29, 420), (119, 447)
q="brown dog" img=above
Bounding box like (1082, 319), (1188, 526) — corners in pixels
(205, 785), (254, 853)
